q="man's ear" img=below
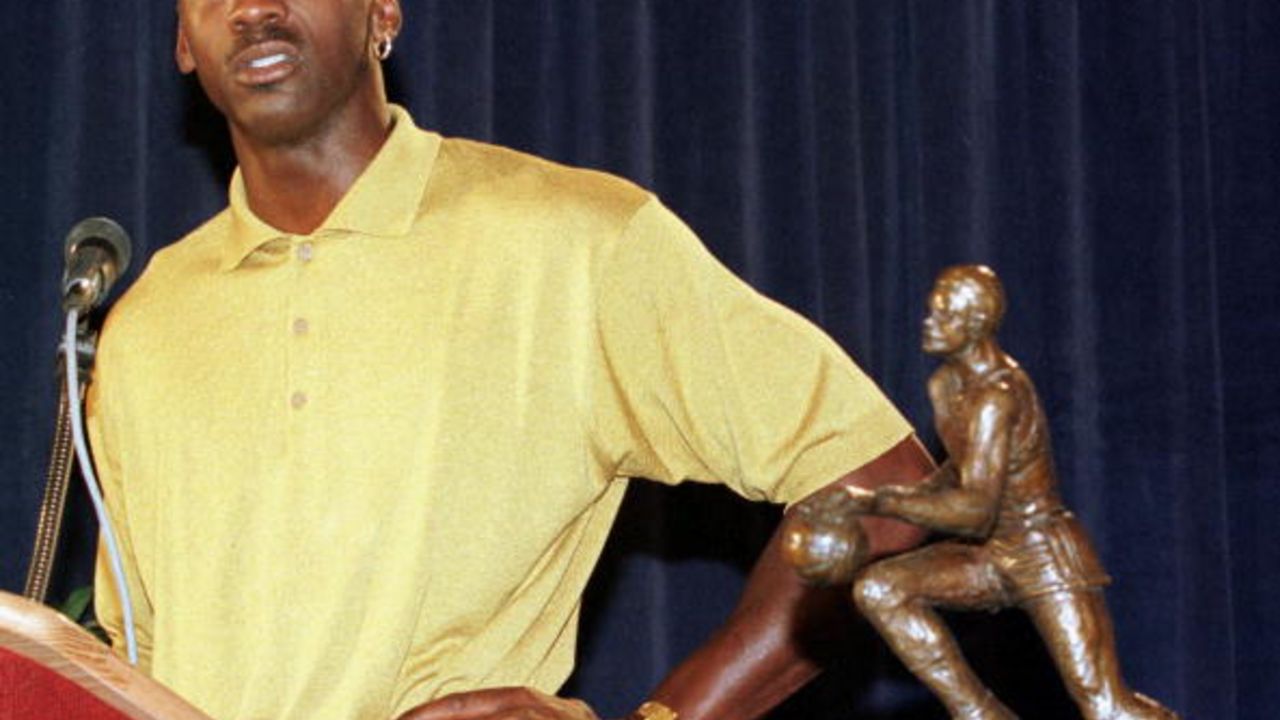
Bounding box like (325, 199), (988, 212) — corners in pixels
(175, 20), (196, 74)
(372, 0), (403, 42)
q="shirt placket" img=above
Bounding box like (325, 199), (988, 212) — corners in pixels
(286, 237), (317, 426)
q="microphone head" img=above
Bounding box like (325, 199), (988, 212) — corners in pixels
(65, 216), (132, 275)
(62, 216), (133, 312)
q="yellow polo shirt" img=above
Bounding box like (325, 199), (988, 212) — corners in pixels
(89, 106), (910, 720)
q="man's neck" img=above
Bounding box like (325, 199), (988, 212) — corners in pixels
(231, 101), (394, 235)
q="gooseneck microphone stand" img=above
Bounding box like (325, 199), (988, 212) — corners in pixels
(20, 216), (138, 665)
(23, 325), (98, 604)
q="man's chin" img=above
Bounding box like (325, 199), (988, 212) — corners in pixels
(229, 99), (323, 147)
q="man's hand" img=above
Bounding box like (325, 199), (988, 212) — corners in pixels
(396, 687), (601, 720)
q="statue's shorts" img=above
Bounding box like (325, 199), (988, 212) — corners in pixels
(986, 511), (1111, 604)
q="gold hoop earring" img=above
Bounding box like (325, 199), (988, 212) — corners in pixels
(376, 37), (393, 61)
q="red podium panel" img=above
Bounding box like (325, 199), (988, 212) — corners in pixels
(0, 591), (211, 720)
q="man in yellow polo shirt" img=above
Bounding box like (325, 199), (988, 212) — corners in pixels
(89, 1), (935, 719)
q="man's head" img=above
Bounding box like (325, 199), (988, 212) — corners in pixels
(175, 0), (402, 147)
(922, 264), (1006, 355)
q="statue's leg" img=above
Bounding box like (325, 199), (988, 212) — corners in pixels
(1022, 591), (1178, 720)
(854, 543), (1017, 720)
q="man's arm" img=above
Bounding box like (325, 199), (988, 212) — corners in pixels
(398, 437), (935, 720)
(631, 435), (935, 720)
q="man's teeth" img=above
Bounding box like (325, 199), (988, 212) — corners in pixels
(250, 53), (289, 70)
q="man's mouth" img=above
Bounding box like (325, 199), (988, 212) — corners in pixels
(250, 53), (290, 70)
(231, 40), (302, 87)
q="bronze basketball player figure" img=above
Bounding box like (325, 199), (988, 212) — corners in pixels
(783, 265), (1178, 720)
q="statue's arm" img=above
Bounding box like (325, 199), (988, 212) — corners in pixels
(871, 388), (1014, 537)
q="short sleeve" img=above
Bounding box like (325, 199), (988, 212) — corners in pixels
(591, 197), (912, 505)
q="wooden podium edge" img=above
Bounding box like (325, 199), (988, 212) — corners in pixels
(0, 591), (212, 720)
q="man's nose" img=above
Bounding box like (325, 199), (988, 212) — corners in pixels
(228, 0), (288, 34)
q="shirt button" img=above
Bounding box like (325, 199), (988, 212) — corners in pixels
(292, 317), (310, 335)
(296, 242), (314, 262)
(290, 391), (308, 409)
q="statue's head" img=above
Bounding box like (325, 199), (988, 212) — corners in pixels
(923, 264), (1006, 355)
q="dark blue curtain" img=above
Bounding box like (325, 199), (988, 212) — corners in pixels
(2, 2), (1276, 718)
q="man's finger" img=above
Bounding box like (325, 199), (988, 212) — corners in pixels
(475, 710), (559, 720)
(397, 687), (599, 720)
(397, 687), (540, 719)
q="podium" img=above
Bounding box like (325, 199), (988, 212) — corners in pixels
(0, 591), (211, 720)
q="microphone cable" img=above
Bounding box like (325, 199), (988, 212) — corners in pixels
(64, 308), (138, 666)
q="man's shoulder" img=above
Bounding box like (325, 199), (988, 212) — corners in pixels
(168, 208), (234, 255)
(145, 210), (230, 282)
(105, 210), (231, 329)
(429, 135), (652, 227)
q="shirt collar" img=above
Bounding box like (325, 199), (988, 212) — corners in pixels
(221, 104), (441, 272)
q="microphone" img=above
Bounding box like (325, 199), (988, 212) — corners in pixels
(62, 216), (132, 312)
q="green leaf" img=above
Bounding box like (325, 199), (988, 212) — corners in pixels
(58, 585), (94, 624)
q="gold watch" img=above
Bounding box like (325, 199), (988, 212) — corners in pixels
(630, 700), (679, 720)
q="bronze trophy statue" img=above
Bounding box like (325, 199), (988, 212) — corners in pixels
(783, 265), (1178, 720)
